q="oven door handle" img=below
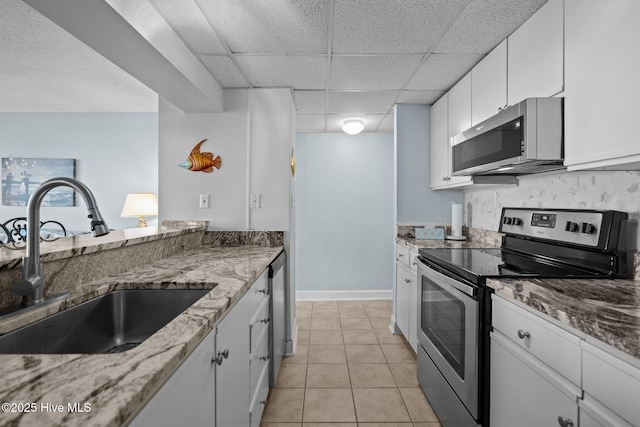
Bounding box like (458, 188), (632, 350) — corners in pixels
(418, 258), (477, 298)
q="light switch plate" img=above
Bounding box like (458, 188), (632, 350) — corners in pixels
(250, 194), (261, 209)
(199, 194), (210, 209)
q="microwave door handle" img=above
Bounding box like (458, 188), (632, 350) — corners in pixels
(419, 260), (476, 298)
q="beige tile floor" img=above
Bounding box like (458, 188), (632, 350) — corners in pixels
(260, 299), (441, 427)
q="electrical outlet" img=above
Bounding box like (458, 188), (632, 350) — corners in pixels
(250, 193), (261, 209)
(199, 194), (210, 209)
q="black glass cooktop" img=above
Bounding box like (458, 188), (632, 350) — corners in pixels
(418, 247), (605, 285)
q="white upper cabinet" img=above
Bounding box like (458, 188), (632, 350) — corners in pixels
(472, 40), (508, 125)
(564, 0), (640, 170)
(448, 73), (472, 139)
(430, 95), (450, 189)
(507, 0), (564, 105)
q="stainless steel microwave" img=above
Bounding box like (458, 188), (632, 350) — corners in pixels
(451, 98), (563, 176)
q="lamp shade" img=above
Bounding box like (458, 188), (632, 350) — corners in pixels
(121, 193), (158, 218)
(342, 119), (364, 135)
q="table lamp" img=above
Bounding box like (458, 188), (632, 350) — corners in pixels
(121, 193), (158, 227)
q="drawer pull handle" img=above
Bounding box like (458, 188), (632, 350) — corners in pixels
(213, 349), (229, 365)
(260, 355), (270, 362)
(260, 400), (267, 406)
(260, 318), (270, 324)
(517, 330), (530, 339)
(258, 289), (269, 294)
(412, 261), (417, 266)
(557, 416), (574, 427)
(398, 253), (404, 258)
(404, 278), (411, 283)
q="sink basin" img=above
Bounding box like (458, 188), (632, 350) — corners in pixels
(0, 289), (210, 354)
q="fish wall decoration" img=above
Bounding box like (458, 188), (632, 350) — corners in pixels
(178, 139), (222, 173)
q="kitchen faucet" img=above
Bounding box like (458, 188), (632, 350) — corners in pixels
(12, 177), (110, 308)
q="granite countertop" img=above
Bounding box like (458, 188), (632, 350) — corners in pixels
(487, 277), (640, 363)
(0, 244), (283, 427)
(0, 226), (205, 270)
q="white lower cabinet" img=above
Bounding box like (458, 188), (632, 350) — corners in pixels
(395, 244), (418, 352)
(216, 287), (251, 427)
(130, 269), (272, 427)
(130, 328), (216, 427)
(490, 331), (579, 427)
(491, 294), (640, 427)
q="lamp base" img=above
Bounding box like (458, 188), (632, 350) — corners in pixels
(136, 216), (148, 227)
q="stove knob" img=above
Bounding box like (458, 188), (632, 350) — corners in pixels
(581, 223), (596, 234)
(565, 221), (579, 232)
(512, 217), (523, 226)
(503, 217), (513, 225)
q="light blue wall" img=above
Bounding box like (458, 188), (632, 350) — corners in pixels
(295, 132), (394, 292)
(0, 113), (158, 231)
(396, 104), (463, 224)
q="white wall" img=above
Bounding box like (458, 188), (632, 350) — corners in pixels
(395, 104), (464, 225)
(0, 113), (158, 231)
(465, 170), (640, 242)
(158, 88), (293, 230)
(295, 132), (395, 292)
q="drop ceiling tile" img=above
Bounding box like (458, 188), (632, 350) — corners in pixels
(294, 91), (326, 113)
(333, 0), (468, 54)
(330, 55), (422, 90)
(327, 91), (399, 114)
(296, 114), (326, 131)
(326, 114), (386, 133)
(200, 55), (248, 88)
(377, 114), (395, 131)
(397, 90), (446, 105)
(236, 56), (326, 89)
(149, 0), (226, 54)
(406, 54), (483, 90)
(435, 0), (548, 53)
(199, 0), (328, 54)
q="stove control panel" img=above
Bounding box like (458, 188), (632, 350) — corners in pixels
(500, 208), (603, 247)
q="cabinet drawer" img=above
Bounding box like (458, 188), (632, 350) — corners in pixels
(250, 298), (270, 354)
(409, 250), (419, 273)
(396, 244), (410, 267)
(247, 270), (269, 314)
(580, 394), (634, 427)
(250, 325), (270, 396)
(491, 295), (581, 386)
(250, 364), (270, 427)
(582, 342), (640, 427)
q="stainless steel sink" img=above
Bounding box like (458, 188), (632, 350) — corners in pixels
(0, 289), (210, 354)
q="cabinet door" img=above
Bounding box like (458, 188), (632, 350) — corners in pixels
(490, 332), (578, 427)
(471, 40), (507, 125)
(430, 95), (451, 189)
(446, 74), (473, 187)
(395, 262), (411, 338)
(216, 293), (251, 427)
(564, 0), (640, 170)
(507, 0), (563, 105)
(130, 330), (216, 427)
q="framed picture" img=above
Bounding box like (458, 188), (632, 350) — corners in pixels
(2, 157), (77, 207)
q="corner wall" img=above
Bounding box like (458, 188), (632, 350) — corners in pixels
(158, 88), (293, 231)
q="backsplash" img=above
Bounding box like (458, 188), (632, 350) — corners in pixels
(203, 231), (284, 247)
(465, 170), (640, 280)
(465, 170), (640, 234)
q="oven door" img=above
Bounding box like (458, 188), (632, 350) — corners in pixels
(417, 258), (479, 419)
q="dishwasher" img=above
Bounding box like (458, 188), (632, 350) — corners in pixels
(268, 251), (287, 387)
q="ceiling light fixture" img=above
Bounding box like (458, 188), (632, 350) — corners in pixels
(342, 119), (364, 135)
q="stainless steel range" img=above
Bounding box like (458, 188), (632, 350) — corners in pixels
(416, 208), (634, 427)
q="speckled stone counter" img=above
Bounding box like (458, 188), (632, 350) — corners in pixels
(0, 244), (283, 427)
(487, 277), (640, 363)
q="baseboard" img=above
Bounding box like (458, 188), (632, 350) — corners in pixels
(296, 290), (393, 301)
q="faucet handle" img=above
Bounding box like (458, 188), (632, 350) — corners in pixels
(13, 279), (36, 296)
